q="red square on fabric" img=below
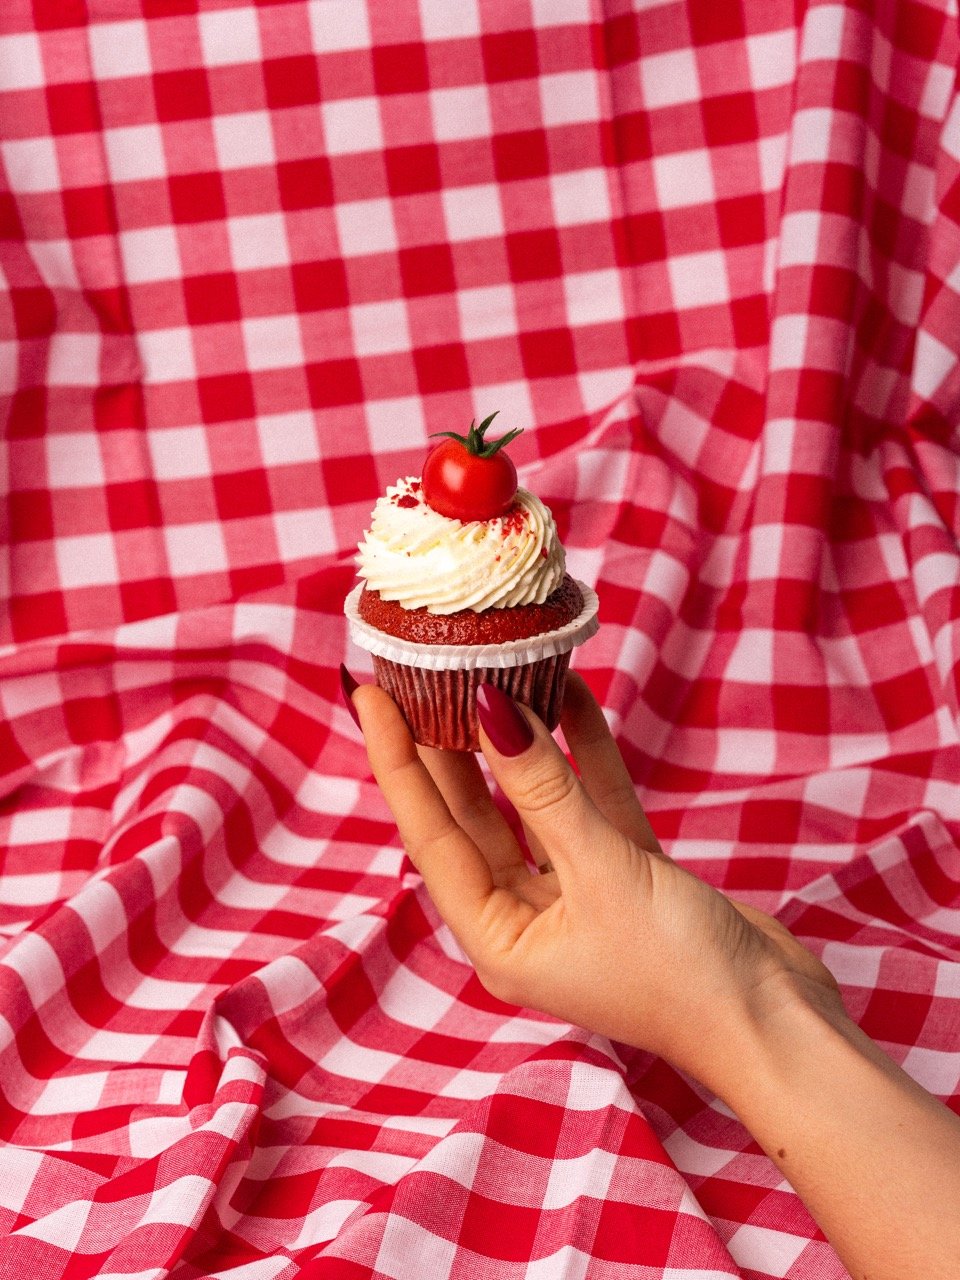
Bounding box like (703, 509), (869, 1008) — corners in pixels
(605, 13), (640, 65)
(0, 191), (22, 239)
(105, 481), (159, 532)
(305, 358), (363, 408)
(264, 56), (321, 108)
(771, 684), (831, 735)
(372, 42), (430, 95)
(9, 491), (54, 542)
(384, 144), (442, 196)
(183, 273), (242, 324)
(277, 158), (333, 210)
(506, 229), (562, 282)
(593, 1201), (674, 1263)
(689, 5), (747, 44)
(63, 186), (116, 238)
(197, 373), (255, 423)
(716, 194), (766, 248)
(413, 342), (470, 393)
(519, 328), (576, 378)
(291, 260), (349, 311)
(731, 294), (768, 347)
(9, 591), (68, 641)
(214, 470), (273, 519)
(32, 0), (86, 27)
(11, 287), (55, 338)
(169, 173), (227, 224)
(153, 69), (213, 122)
(627, 312), (681, 360)
(861, 988), (932, 1044)
(702, 93), (758, 146)
(119, 578), (177, 622)
(46, 81), (100, 134)
(492, 130), (550, 182)
(459, 1193), (540, 1261)
(482, 30), (539, 82)
(7, 388), (47, 439)
(612, 111), (653, 163)
(322, 454), (378, 504)
(621, 211), (666, 264)
(398, 244), (455, 297)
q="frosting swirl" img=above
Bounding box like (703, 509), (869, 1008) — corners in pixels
(356, 477), (566, 614)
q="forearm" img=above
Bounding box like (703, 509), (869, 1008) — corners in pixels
(712, 983), (960, 1280)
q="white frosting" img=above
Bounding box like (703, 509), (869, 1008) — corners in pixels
(356, 477), (566, 614)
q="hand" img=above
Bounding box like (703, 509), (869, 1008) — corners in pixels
(346, 670), (842, 1095)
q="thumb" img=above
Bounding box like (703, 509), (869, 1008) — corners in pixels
(476, 683), (619, 876)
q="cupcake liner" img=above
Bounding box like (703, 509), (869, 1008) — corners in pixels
(344, 580), (599, 751)
(343, 581), (599, 671)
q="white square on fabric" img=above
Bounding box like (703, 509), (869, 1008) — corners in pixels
(148, 426), (212, 480)
(321, 97), (383, 154)
(104, 123), (166, 182)
(714, 727), (778, 775)
(334, 197), (397, 256)
(563, 269), (625, 327)
(0, 32), (44, 89)
(456, 284), (517, 340)
(45, 333), (102, 387)
(199, 8), (262, 66)
(441, 184), (504, 242)
(375, 1214), (460, 1278)
(419, 0), (481, 38)
(747, 522), (785, 580)
(241, 314), (304, 371)
(542, 1149), (617, 1211)
(539, 71), (601, 126)
(137, 327), (197, 383)
(777, 211), (822, 267)
(89, 20), (151, 80)
(429, 85), (492, 142)
(164, 521), (229, 575)
(640, 48), (700, 108)
(273, 507), (336, 562)
(550, 168), (612, 226)
(55, 533), (119, 589)
(365, 396), (426, 453)
(652, 150), (715, 210)
(746, 27), (798, 89)
(667, 250), (728, 309)
(531, 0), (595, 27)
(227, 212), (289, 269)
(788, 107), (835, 163)
(759, 418), (797, 474)
(1, 137), (59, 193)
(726, 1223), (811, 1272)
(770, 312), (810, 368)
(213, 112), (275, 171)
(45, 432), (104, 488)
(257, 411), (320, 466)
(798, 4), (846, 63)
(725, 629), (775, 683)
(758, 132), (789, 192)
(119, 225), (181, 284)
(308, 0), (371, 52)
(349, 298), (411, 355)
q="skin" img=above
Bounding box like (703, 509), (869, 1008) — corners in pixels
(349, 672), (960, 1280)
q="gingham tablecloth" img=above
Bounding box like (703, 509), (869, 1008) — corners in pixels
(0, 2), (958, 1276)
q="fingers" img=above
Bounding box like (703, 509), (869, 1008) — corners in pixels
(476, 683), (625, 878)
(350, 681), (497, 950)
(560, 673), (664, 856)
(415, 744), (529, 885)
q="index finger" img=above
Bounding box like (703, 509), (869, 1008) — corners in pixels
(351, 681), (496, 955)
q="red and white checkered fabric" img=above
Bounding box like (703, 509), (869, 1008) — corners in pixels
(1, 0), (958, 1275)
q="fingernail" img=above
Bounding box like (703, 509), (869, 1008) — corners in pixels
(476, 684), (534, 757)
(339, 663), (361, 729)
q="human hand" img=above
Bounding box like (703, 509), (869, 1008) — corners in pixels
(343, 669), (843, 1096)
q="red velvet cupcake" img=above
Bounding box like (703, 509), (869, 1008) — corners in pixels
(344, 415), (598, 750)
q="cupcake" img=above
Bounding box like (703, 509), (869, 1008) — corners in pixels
(344, 413), (599, 750)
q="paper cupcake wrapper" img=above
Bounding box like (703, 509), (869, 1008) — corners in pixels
(344, 581), (599, 671)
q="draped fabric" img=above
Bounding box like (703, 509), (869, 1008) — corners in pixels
(1, 2), (958, 1275)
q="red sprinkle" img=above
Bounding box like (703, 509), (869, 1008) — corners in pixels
(499, 503), (526, 535)
(396, 494), (419, 508)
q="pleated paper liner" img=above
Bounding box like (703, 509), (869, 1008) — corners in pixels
(344, 581), (599, 750)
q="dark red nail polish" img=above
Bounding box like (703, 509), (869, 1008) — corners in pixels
(476, 684), (534, 757)
(339, 663), (361, 729)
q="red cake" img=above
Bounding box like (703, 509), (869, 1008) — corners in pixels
(344, 414), (599, 750)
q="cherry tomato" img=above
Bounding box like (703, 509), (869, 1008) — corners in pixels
(421, 413), (523, 522)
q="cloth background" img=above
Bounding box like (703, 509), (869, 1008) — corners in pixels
(1, 1), (959, 1276)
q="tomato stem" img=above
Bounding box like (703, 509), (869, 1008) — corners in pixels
(429, 411), (523, 458)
